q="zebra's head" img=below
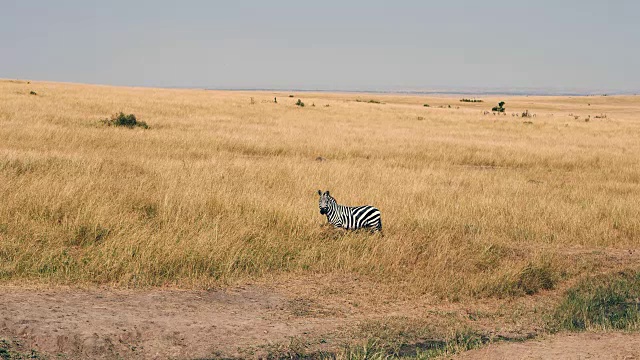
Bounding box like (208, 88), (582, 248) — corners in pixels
(318, 190), (332, 215)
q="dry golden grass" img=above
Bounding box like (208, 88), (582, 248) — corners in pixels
(1, 79), (639, 298)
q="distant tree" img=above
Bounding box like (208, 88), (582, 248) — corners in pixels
(492, 101), (506, 112)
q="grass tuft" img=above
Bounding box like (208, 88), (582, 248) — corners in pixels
(515, 261), (557, 295)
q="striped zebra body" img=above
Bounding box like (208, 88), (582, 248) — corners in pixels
(318, 190), (382, 232)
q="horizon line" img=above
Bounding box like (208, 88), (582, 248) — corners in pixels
(3, 77), (638, 97)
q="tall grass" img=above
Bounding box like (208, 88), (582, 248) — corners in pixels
(1, 80), (639, 297)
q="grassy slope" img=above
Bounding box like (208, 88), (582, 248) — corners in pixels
(0, 80), (639, 300)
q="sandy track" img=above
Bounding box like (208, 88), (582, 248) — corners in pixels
(3, 282), (640, 359)
(1, 285), (349, 359)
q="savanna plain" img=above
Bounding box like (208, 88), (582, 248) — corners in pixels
(1, 80), (640, 359)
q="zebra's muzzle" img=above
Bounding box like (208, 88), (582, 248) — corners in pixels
(320, 208), (328, 215)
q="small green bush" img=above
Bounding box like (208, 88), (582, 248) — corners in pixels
(423, 104), (430, 107)
(552, 270), (640, 331)
(102, 112), (149, 129)
(295, 99), (304, 107)
(29, 91), (37, 95)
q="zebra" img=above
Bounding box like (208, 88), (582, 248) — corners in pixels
(317, 190), (382, 232)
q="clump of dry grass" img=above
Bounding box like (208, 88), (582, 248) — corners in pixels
(0, 79), (639, 298)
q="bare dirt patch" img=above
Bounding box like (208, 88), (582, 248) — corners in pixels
(0, 284), (352, 359)
(2, 249), (640, 359)
(0, 273), (544, 359)
(2, 273), (640, 359)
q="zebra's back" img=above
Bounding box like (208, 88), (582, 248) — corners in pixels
(342, 205), (382, 231)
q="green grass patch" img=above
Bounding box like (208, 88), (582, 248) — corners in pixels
(552, 269), (640, 331)
(352, 329), (487, 358)
(0, 338), (44, 360)
(261, 317), (537, 359)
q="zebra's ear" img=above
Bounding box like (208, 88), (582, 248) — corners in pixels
(325, 190), (330, 196)
(317, 190), (322, 196)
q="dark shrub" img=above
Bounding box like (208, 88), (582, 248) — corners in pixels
(102, 112), (149, 129)
(295, 99), (304, 107)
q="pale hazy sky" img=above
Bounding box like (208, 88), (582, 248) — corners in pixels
(2, 1), (639, 93)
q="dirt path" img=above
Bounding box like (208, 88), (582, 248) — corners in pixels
(454, 332), (640, 360)
(3, 285), (640, 359)
(3, 251), (640, 360)
(1, 285), (354, 359)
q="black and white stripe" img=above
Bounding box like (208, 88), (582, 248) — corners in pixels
(317, 190), (382, 232)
